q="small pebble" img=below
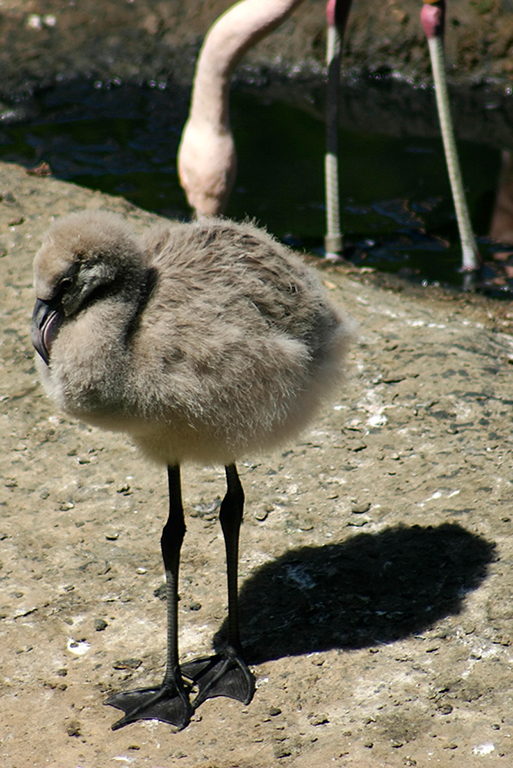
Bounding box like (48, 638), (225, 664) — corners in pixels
(66, 720), (81, 737)
(113, 658), (142, 670)
(351, 501), (371, 514)
(94, 618), (108, 631)
(310, 713), (329, 726)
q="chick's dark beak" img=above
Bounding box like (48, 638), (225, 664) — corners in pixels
(31, 298), (62, 365)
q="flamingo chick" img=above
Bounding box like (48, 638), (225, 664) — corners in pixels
(31, 210), (353, 730)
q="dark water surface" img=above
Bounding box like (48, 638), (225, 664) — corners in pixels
(0, 80), (505, 291)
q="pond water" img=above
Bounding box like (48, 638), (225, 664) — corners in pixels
(0, 80), (506, 291)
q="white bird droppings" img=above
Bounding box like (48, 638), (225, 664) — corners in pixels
(472, 743), (495, 755)
(67, 638), (91, 655)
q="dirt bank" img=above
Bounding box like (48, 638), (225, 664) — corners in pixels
(0, 0), (511, 100)
(1, 162), (513, 766)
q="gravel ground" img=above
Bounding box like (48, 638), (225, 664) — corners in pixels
(1, 161), (513, 766)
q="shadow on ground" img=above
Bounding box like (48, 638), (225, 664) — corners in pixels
(214, 523), (495, 663)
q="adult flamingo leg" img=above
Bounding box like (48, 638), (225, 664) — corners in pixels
(324, 0), (353, 259)
(421, 0), (481, 287)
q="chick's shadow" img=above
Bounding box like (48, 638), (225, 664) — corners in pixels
(214, 522), (495, 664)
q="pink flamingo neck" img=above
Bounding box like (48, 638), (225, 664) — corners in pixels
(189, 0), (305, 131)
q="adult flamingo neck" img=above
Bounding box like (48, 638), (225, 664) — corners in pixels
(189, 0), (305, 129)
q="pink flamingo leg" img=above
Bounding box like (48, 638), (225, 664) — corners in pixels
(324, 0), (353, 259)
(421, 0), (481, 287)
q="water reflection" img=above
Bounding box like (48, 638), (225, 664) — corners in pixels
(0, 80), (508, 292)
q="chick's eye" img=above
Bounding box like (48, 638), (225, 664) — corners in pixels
(56, 276), (72, 296)
(50, 276), (73, 305)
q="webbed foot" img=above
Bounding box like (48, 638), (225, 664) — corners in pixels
(105, 679), (193, 730)
(182, 645), (255, 708)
